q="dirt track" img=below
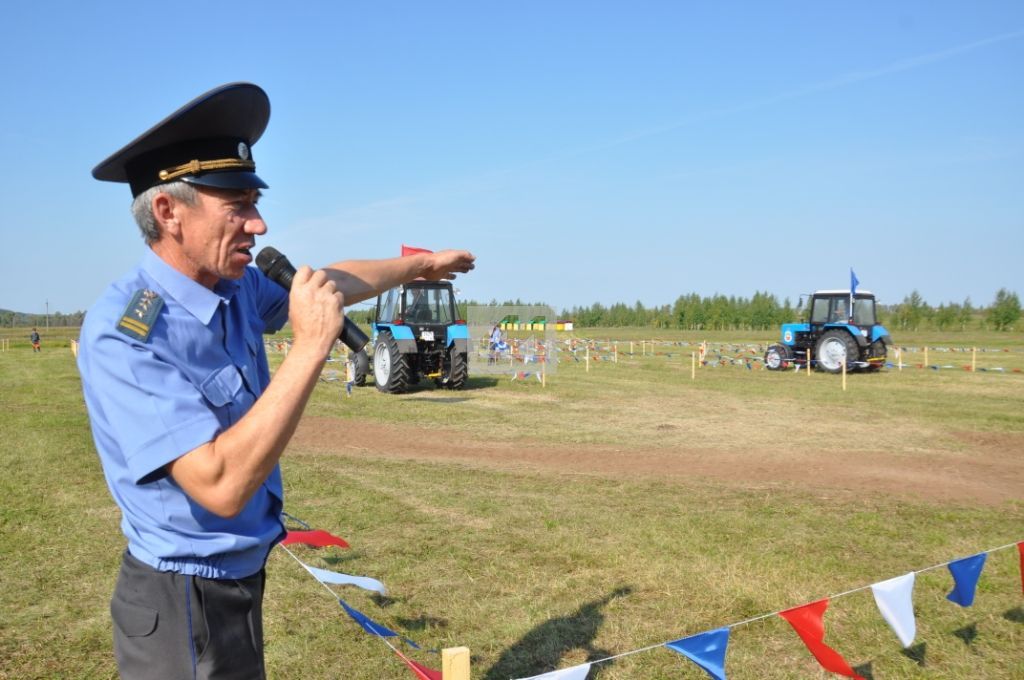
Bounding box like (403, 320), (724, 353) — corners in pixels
(291, 417), (1024, 506)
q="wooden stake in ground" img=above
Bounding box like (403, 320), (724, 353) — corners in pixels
(924, 346), (928, 369)
(972, 347), (977, 372)
(442, 647), (470, 680)
(807, 347), (812, 375)
(691, 351), (696, 380)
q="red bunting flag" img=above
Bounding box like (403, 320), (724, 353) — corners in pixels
(280, 529), (350, 549)
(779, 599), (863, 679)
(402, 244), (433, 257)
(1018, 542), (1023, 595)
(392, 648), (442, 680)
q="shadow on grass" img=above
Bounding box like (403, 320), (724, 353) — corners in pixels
(952, 623), (977, 646)
(852, 661), (874, 679)
(482, 586), (633, 680)
(901, 642), (927, 667)
(1004, 606), (1024, 624)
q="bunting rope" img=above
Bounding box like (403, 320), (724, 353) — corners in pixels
(514, 540), (1023, 680)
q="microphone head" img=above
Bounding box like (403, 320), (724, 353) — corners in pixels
(256, 246), (295, 289)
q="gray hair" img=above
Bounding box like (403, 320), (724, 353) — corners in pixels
(130, 181), (198, 244)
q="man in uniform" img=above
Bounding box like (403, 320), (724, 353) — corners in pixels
(78, 82), (474, 679)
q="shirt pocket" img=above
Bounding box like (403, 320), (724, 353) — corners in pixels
(199, 364), (244, 408)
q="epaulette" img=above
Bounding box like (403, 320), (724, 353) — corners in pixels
(116, 289), (164, 342)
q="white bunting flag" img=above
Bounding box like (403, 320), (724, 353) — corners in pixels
(525, 663), (592, 680)
(303, 563), (388, 595)
(871, 572), (916, 647)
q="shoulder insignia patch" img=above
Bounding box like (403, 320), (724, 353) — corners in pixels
(116, 289), (164, 342)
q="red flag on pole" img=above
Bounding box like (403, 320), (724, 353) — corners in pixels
(779, 599), (863, 679)
(402, 244), (433, 257)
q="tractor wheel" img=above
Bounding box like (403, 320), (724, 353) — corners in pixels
(443, 351), (469, 390)
(814, 330), (858, 374)
(373, 331), (411, 393)
(764, 344), (792, 371)
(866, 340), (887, 371)
(350, 349), (369, 386)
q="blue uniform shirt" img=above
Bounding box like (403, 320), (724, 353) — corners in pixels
(79, 248), (289, 578)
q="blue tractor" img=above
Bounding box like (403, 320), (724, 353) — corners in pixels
(355, 280), (469, 393)
(764, 290), (892, 373)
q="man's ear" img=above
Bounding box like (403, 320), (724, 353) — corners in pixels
(151, 192), (182, 237)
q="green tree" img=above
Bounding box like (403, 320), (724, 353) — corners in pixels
(986, 289), (1021, 331)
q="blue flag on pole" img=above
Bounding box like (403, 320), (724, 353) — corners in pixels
(850, 268), (859, 296)
(666, 627), (730, 680)
(946, 553), (987, 607)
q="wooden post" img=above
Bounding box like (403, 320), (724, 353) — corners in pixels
(614, 343), (618, 363)
(924, 346), (928, 369)
(442, 646), (471, 680)
(897, 346), (902, 372)
(807, 347), (812, 375)
(972, 347), (977, 372)
(630, 340), (633, 356)
(691, 352), (696, 380)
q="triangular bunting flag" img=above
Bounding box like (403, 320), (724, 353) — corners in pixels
(281, 529), (350, 549)
(870, 572), (916, 647)
(339, 598), (400, 638)
(303, 563), (387, 595)
(779, 599), (863, 679)
(946, 553), (987, 607)
(339, 599), (419, 649)
(527, 663), (592, 679)
(665, 627), (730, 680)
(392, 648), (442, 680)
(1018, 542), (1023, 595)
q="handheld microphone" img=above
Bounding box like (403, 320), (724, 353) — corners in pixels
(255, 246), (369, 352)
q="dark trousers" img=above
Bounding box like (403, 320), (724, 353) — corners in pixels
(111, 551), (266, 680)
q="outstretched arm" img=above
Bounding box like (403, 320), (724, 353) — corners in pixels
(322, 250), (475, 304)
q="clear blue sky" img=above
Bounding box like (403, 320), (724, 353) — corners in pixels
(1, 2), (1021, 316)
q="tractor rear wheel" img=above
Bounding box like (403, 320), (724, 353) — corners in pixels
(764, 344), (792, 370)
(814, 330), (858, 374)
(350, 349), (369, 386)
(373, 331), (411, 393)
(443, 351), (468, 389)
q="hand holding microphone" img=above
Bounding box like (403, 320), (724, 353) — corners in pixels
(256, 247), (369, 352)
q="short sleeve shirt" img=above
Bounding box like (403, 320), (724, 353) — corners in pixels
(78, 248), (289, 578)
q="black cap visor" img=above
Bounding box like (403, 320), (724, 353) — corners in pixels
(182, 171), (269, 193)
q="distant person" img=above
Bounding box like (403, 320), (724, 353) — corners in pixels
(489, 323), (503, 364)
(30, 327), (41, 352)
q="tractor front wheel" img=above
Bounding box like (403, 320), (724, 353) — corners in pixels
(443, 351), (469, 389)
(814, 330), (858, 374)
(350, 349), (369, 386)
(373, 331), (411, 393)
(764, 344), (792, 371)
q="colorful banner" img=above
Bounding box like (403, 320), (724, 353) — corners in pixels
(946, 553), (987, 607)
(302, 562), (387, 595)
(665, 627), (729, 680)
(527, 663), (592, 679)
(870, 573), (916, 648)
(392, 648), (442, 680)
(779, 599), (863, 679)
(281, 529), (350, 549)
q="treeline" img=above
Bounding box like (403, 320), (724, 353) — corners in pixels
(0, 309), (86, 329)
(559, 288), (1023, 332)
(2, 289), (1020, 332)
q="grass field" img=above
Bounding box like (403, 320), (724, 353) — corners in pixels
(1, 328), (1021, 679)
